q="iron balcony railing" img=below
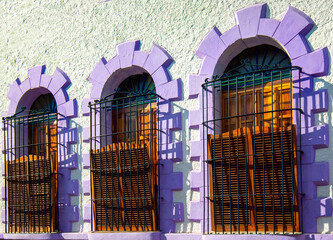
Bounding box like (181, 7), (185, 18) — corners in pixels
(3, 110), (60, 233)
(89, 92), (162, 232)
(202, 66), (303, 234)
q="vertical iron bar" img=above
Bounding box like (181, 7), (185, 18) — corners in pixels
(157, 97), (160, 231)
(261, 71), (266, 234)
(121, 98), (127, 230)
(116, 100), (120, 231)
(212, 81), (217, 233)
(298, 67), (302, 233)
(206, 81), (210, 234)
(149, 95), (153, 230)
(96, 102), (103, 230)
(219, 80), (224, 233)
(135, 97), (139, 230)
(281, 70), (285, 234)
(252, 72), (257, 234)
(3, 119), (7, 233)
(291, 69), (295, 234)
(236, 75), (240, 233)
(298, 68), (303, 232)
(56, 115), (59, 232)
(227, 76), (232, 234)
(43, 113), (46, 232)
(103, 101), (109, 230)
(30, 115), (35, 232)
(89, 102), (93, 232)
(127, 97), (132, 231)
(14, 117), (18, 233)
(244, 74), (249, 234)
(202, 85), (206, 234)
(21, 117), (25, 233)
(149, 96), (152, 230)
(109, 100), (114, 231)
(271, 70), (275, 234)
(45, 113), (48, 233)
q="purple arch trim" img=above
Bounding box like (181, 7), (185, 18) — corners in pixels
(81, 40), (184, 233)
(3, 65), (79, 232)
(188, 3), (331, 233)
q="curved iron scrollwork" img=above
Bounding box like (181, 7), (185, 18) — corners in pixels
(101, 73), (156, 101)
(221, 44), (291, 79)
(29, 93), (57, 114)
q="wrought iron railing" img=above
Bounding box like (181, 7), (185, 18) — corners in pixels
(89, 92), (161, 231)
(2, 110), (59, 233)
(202, 66), (303, 234)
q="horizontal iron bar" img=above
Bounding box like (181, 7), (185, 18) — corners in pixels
(91, 163), (154, 172)
(202, 66), (301, 87)
(202, 108), (303, 126)
(206, 192), (295, 199)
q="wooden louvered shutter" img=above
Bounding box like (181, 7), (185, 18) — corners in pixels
(90, 144), (124, 231)
(7, 123), (58, 233)
(208, 127), (254, 232)
(118, 142), (157, 231)
(6, 157), (30, 233)
(252, 125), (299, 232)
(92, 102), (157, 231)
(7, 154), (56, 233)
(28, 155), (54, 233)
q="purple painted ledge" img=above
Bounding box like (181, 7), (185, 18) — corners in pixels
(2, 233), (333, 240)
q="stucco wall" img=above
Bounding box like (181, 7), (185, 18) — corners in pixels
(0, 0), (332, 234)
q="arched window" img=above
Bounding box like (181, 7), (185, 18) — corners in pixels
(3, 93), (58, 233)
(203, 45), (301, 233)
(90, 72), (159, 231)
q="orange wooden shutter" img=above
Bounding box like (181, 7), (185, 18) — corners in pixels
(7, 123), (58, 233)
(6, 157), (30, 233)
(208, 127), (254, 232)
(118, 142), (157, 231)
(28, 155), (54, 233)
(7, 154), (56, 233)
(90, 144), (124, 231)
(252, 125), (299, 232)
(92, 103), (157, 231)
(208, 126), (299, 233)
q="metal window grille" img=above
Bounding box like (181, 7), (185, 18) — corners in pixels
(3, 109), (59, 233)
(202, 66), (303, 234)
(89, 92), (161, 231)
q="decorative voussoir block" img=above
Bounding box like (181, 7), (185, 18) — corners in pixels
(196, 26), (225, 60)
(116, 40), (140, 68)
(273, 6), (314, 45)
(234, 3), (267, 39)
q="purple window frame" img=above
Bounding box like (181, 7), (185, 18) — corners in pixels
(188, 3), (331, 234)
(81, 40), (184, 235)
(3, 65), (79, 232)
